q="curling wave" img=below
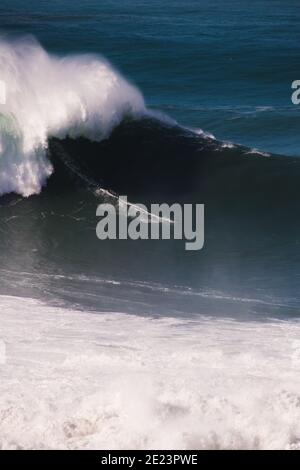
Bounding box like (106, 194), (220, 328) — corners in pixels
(0, 36), (145, 197)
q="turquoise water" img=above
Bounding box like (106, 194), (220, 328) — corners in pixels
(1, 0), (300, 155)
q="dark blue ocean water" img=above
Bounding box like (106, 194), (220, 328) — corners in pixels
(1, 0), (300, 156)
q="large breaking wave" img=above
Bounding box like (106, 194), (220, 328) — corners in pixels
(0, 36), (145, 197)
(1, 35), (300, 215)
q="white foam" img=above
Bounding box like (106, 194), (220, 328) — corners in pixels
(193, 128), (216, 140)
(246, 148), (270, 157)
(1, 294), (300, 450)
(221, 141), (235, 149)
(0, 36), (145, 197)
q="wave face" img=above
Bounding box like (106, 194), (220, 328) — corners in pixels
(0, 36), (145, 197)
(0, 116), (298, 318)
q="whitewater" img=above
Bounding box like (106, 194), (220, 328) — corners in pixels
(0, 36), (145, 197)
(1, 294), (300, 450)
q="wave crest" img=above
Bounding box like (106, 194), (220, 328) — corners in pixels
(0, 36), (145, 197)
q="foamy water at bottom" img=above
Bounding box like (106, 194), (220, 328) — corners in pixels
(1, 295), (300, 450)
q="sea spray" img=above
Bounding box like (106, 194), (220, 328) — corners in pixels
(0, 36), (145, 197)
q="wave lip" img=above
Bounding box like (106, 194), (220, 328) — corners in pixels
(0, 36), (145, 197)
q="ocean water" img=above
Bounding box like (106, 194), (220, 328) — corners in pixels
(0, 0), (300, 450)
(2, 0), (300, 155)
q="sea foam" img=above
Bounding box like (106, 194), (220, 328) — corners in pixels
(1, 295), (300, 450)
